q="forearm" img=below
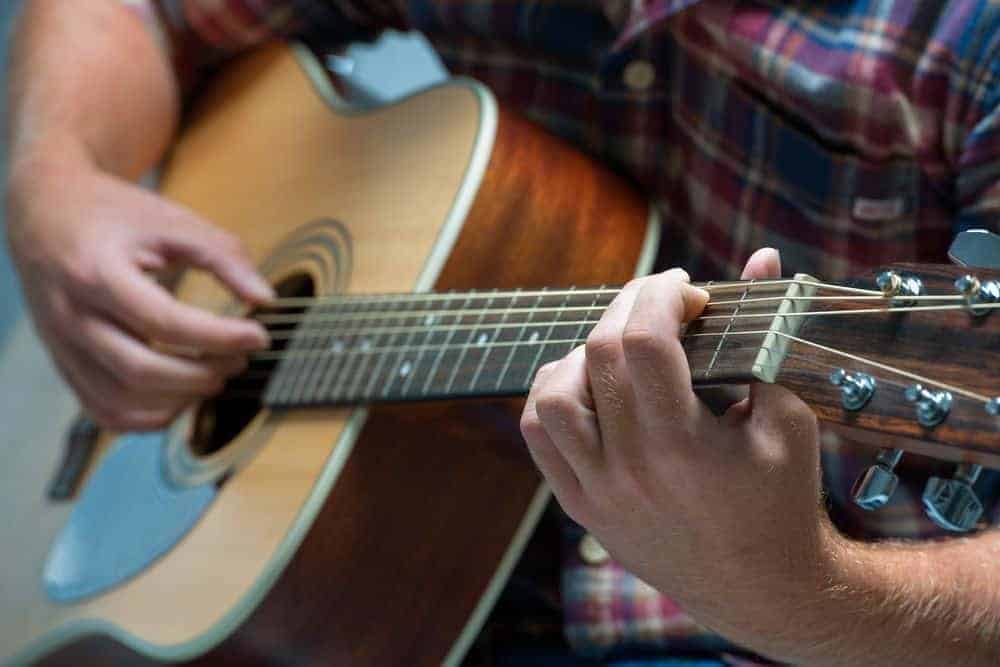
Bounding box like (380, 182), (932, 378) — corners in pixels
(7, 0), (178, 180)
(745, 529), (1000, 666)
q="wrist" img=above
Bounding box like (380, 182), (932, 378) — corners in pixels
(711, 519), (860, 662)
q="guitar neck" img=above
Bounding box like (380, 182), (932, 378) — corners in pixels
(254, 278), (809, 408)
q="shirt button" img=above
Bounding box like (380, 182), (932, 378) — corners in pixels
(578, 533), (610, 565)
(623, 60), (656, 91)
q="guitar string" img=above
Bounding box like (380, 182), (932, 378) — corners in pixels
(228, 324), (992, 404)
(261, 277), (882, 309)
(247, 303), (1000, 361)
(220, 348), (773, 397)
(219, 347), (993, 411)
(253, 284), (819, 324)
(253, 296), (985, 327)
(256, 302), (998, 341)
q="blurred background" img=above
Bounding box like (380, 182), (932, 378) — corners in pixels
(1, 1), (24, 348)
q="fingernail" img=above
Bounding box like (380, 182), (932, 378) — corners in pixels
(250, 274), (276, 302)
(690, 284), (711, 301)
(245, 322), (270, 349)
(666, 268), (691, 282)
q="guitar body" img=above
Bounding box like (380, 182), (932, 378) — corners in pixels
(0, 45), (656, 664)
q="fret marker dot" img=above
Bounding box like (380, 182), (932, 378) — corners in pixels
(400, 361), (412, 377)
(359, 339), (372, 352)
(424, 315), (437, 326)
(476, 332), (489, 345)
(529, 332), (540, 343)
(332, 340), (345, 353)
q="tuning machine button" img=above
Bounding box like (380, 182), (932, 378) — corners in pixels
(955, 275), (1000, 316)
(852, 448), (903, 511)
(904, 384), (952, 428)
(876, 270), (924, 306)
(987, 398), (1000, 416)
(829, 369), (876, 411)
(923, 464), (984, 532)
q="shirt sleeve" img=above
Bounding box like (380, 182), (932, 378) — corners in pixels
(141, 0), (407, 92)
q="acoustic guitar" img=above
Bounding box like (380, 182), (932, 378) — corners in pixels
(1, 43), (996, 665)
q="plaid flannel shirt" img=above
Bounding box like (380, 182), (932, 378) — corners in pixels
(132, 0), (1000, 662)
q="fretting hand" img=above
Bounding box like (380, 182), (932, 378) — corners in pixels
(520, 248), (841, 645)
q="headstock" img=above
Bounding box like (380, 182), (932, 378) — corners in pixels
(771, 232), (998, 532)
(683, 231), (998, 531)
(775, 261), (998, 467)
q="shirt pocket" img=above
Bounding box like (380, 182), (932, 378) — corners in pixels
(675, 71), (928, 278)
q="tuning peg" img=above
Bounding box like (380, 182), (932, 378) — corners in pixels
(955, 274), (1000, 316)
(852, 448), (903, 510)
(922, 464), (984, 532)
(988, 398), (1000, 416)
(875, 270), (924, 306)
(905, 384), (952, 428)
(829, 369), (876, 411)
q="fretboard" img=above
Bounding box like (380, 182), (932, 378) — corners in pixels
(257, 280), (801, 409)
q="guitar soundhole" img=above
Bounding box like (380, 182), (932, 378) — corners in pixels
(188, 273), (315, 458)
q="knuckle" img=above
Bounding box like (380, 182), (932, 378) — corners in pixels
(535, 390), (580, 425)
(585, 329), (622, 366)
(621, 325), (661, 361)
(519, 410), (546, 442)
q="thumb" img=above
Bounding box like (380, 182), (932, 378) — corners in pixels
(740, 247), (781, 281)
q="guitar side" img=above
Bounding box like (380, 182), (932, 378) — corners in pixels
(1, 44), (656, 664)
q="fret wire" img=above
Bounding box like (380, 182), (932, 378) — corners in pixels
(292, 304), (339, 400)
(705, 281), (751, 378)
(418, 293), (468, 396)
(442, 290), (499, 395)
(563, 285), (602, 366)
(290, 298), (333, 404)
(360, 297), (408, 400)
(337, 296), (398, 402)
(379, 297), (428, 399)
(399, 293), (462, 398)
(493, 288), (548, 392)
(469, 288), (519, 391)
(524, 288), (575, 386)
(314, 297), (372, 403)
(270, 302), (316, 405)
